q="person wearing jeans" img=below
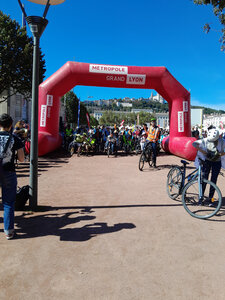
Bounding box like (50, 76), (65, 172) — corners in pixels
(193, 128), (225, 202)
(0, 114), (24, 239)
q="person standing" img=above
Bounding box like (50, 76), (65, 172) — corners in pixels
(192, 128), (225, 203)
(0, 114), (24, 239)
(146, 117), (160, 168)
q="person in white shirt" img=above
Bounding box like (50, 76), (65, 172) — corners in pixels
(192, 128), (225, 201)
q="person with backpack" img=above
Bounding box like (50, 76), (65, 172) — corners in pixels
(0, 114), (24, 240)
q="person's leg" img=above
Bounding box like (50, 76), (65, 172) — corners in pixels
(202, 159), (211, 196)
(209, 161), (221, 198)
(2, 171), (17, 236)
(202, 160), (211, 181)
(151, 142), (157, 167)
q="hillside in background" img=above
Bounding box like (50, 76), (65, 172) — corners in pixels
(89, 100), (225, 115)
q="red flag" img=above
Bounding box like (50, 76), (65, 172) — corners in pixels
(86, 113), (90, 128)
(120, 120), (124, 126)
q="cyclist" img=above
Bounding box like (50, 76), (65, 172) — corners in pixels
(192, 128), (225, 203)
(64, 124), (73, 149)
(106, 130), (117, 154)
(140, 131), (147, 151)
(146, 117), (160, 168)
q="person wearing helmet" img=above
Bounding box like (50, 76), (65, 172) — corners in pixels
(146, 117), (160, 168)
(193, 128), (225, 203)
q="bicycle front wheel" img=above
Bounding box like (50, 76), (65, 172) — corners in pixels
(139, 153), (145, 171)
(166, 166), (182, 200)
(182, 179), (222, 219)
(107, 147), (110, 158)
(148, 150), (153, 167)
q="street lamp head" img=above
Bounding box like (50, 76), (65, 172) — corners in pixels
(26, 0), (65, 4)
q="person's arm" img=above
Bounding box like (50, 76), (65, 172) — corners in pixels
(192, 140), (207, 156)
(17, 148), (24, 162)
(219, 139), (225, 156)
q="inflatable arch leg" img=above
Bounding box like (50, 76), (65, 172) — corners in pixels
(38, 62), (197, 160)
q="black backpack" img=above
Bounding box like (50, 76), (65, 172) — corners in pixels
(0, 134), (12, 184)
(15, 185), (30, 211)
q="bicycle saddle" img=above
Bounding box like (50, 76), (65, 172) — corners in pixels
(180, 160), (189, 165)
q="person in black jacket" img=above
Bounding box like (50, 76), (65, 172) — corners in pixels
(0, 114), (24, 240)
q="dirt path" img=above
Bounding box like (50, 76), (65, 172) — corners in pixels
(1, 150), (225, 299)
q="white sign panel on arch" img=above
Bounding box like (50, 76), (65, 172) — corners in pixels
(178, 111), (184, 132)
(89, 64), (128, 75)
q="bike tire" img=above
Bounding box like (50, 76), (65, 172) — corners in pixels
(182, 178), (222, 219)
(139, 153), (145, 171)
(107, 147), (110, 158)
(148, 150), (153, 167)
(70, 146), (74, 157)
(166, 166), (182, 199)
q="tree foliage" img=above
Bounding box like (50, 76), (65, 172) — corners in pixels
(0, 11), (46, 101)
(192, 105), (225, 114)
(99, 111), (154, 126)
(61, 91), (89, 126)
(193, 0), (225, 51)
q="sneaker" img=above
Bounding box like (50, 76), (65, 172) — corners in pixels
(5, 231), (15, 240)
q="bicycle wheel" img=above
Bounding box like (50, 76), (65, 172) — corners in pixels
(166, 166), (182, 199)
(182, 179), (222, 219)
(148, 150), (153, 167)
(107, 145), (110, 158)
(70, 146), (75, 157)
(139, 153), (145, 171)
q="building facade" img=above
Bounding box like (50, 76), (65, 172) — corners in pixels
(0, 90), (31, 125)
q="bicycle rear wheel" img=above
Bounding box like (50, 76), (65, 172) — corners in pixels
(166, 166), (182, 199)
(182, 179), (222, 219)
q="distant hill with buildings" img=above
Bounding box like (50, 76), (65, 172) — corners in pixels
(83, 93), (225, 115)
(191, 106), (225, 115)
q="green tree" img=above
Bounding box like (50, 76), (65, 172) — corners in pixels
(139, 112), (154, 124)
(62, 91), (88, 126)
(0, 11), (46, 102)
(90, 115), (99, 127)
(193, 0), (225, 51)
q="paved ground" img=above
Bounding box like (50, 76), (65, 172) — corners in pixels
(1, 149), (225, 300)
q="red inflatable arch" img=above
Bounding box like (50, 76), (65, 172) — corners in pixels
(38, 62), (197, 160)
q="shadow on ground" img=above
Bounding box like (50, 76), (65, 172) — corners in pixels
(16, 147), (70, 178)
(9, 202), (184, 241)
(13, 208), (136, 241)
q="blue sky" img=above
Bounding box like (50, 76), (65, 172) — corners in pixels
(2, 0), (225, 109)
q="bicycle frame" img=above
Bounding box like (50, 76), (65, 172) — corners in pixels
(181, 161), (204, 201)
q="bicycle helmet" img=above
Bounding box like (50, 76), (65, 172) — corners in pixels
(207, 129), (219, 142)
(150, 117), (156, 122)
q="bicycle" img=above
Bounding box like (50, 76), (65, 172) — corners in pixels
(106, 140), (117, 158)
(139, 142), (154, 171)
(167, 159), (222, 219)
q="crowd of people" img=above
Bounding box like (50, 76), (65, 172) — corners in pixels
(63, 119), (169, 163)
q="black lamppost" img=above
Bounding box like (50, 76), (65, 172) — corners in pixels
(17, 0), (65, 210)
